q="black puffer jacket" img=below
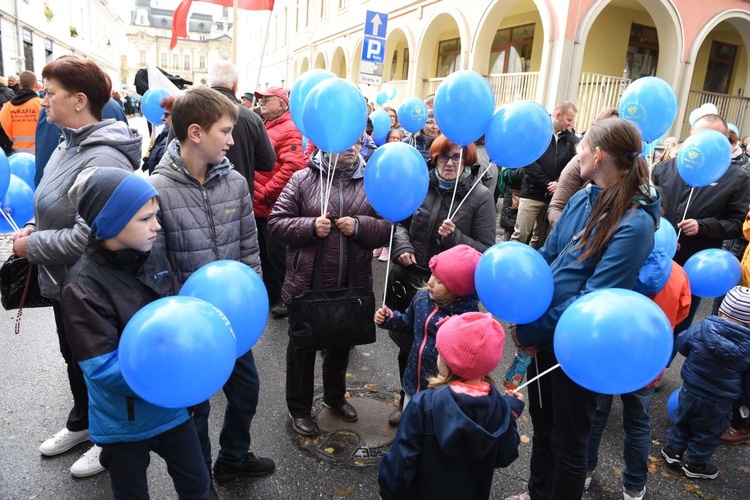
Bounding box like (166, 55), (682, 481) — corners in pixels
(392, 170), (496, 267)
(267, 150), (390, 303)
(519, 130), (577, 201)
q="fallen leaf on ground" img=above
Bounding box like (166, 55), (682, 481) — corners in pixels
(332, 485), (356, 497)
(520, 435), (530, 443)
(325, 447), (335, 453)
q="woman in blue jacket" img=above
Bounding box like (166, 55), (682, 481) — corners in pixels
(510, 118), (661, 500)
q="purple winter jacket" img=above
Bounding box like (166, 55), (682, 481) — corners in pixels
(267, 150), (391, 304)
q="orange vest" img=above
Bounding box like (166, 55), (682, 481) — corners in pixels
(0, 97), (42, 154)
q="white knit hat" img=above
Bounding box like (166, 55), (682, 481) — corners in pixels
(719, 286), (750, 327)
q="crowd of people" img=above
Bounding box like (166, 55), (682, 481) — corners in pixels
(3, 54), (750, 500)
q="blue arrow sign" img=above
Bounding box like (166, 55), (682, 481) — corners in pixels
(364, 10), (388, 38)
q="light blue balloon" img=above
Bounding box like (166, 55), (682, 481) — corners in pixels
(179, 260), (269, 357)
(0, 149), (10, 201)
(654, 217), (677, 259)
(683, 248), (741, 298)
(485, 101), (553, 168)
(389, 86), (397, 100)
(554, 288), (673, 395)
(141, 87), (171, 126)
(619, 77), (678, 143)
(364, 142), (429, 222)
(398, 97), (428, 134)
(376, 91), (388, 106)
(119, 296), (237, 408)
(0, 174), (35, 233)
(676, 129), (732, 187)
(302, 78), (367, 153)
(667, 387), (681, 424)
(290, 69), (336, 137)
(370, 109), (391, 144)
(8, 153), (36, 189)
(475, 242), (554, 324)
(433, 70), (495, 146)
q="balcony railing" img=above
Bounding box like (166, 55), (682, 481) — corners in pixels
(422, 77), (445, 98)
(387, 80), (408, 108)
(486, 72), (539, 109)
(576, 72), (631, 133)
(680, 90), (750, 139)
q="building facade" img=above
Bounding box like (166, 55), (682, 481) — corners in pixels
(0, 0), (126, 86)
(241, 0), (750, 138)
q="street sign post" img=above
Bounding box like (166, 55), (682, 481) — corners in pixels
(358, 10), (389, 86)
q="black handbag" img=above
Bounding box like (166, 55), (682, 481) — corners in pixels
(384, 261), (431, 313)
(288, 238), (376, 352)
(0, 254), (53, 334)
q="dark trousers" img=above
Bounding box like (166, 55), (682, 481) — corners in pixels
(388, 330), (413, 405)
(527, 350), (598, 500)
(256, 217), (286, 306)
(190, 349), (260, 470)
(668, 388), (732, 464)
(285, 337), (350, 418)
(99, 419), (210, 500)
(52, 300), (89, 432)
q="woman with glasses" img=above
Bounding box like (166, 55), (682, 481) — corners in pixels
(384, 134), (496, 426)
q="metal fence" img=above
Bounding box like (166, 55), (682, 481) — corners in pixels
(576, 72), (631, 133)
(680, 90), (750, 139)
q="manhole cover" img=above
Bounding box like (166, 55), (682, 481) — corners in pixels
(291, 387), (399, 467)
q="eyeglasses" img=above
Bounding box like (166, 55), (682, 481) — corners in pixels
(259, 96), (282, 104)
(436, 153), (462, 165)
(162, 111), (171, 118)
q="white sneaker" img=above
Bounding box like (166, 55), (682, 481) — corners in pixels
(39, 428), (90, 456)
(70, 445), (105, 478)
(623, 485), (645, 500)
(584, 470), (594, 490)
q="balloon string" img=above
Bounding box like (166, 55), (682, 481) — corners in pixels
(319, 160), (325, 216)
(515, 362), (560, 393)
(446, 149), (464, 219)
(449, 162), (493, 220)
(381, 224), (396, 308)
(1, 209), (21, 234)
(676, 187), (695, 240)
(322, 153), (339, 216)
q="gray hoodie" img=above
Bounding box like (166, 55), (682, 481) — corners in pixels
(26, 119), (141, 299)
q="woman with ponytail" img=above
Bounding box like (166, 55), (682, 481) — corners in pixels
(507, 118), (662, 500)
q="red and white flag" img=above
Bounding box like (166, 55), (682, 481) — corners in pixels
(171, 0), (275, 49)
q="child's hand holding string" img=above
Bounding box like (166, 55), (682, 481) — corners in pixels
(504, 389), (524, 401)
(374, 306), (391, 325)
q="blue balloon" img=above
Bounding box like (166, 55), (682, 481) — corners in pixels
(683, 248), (741, 298)
(370, 109), (391, 144)
(554, 289), (673, 394)
(376, 91), (388, 106)
(433, 71), (495, 146)
(667, 387), (681, 424)
(0, 149), (10, 200)
(141, 87), (171, 125)
(475, 242), (554, 323)
(654, 217), (677, 259)
(303, 78), (367, 153)
(364, 142), (429, 222)
(119, 296), (237, 408)
(8, 153), (36, 188)
(485, 101), (553, 168)
(179, 260), (269, 357)
(676, 129), (732, 188)
(389, 86), (397, 100)
(0, 174), (35, 233)
(398, 97), (428, 134)
(618, 76), (678, 143)
(290, 69), (336, 137)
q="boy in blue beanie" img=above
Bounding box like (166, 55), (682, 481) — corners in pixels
(661, 285), (750, 480)
(61, 168), (210, 499)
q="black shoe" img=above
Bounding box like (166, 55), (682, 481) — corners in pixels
(682, 461), (718, 480)
(212, 453), (276, 482)
(323, 401), (358, 422)
(271, 303), (288, 319)
(660, 445), (683, 467)
(208, 480), (220, 500)
(290, 415), (317, 436)
(388, 408), (402, 427)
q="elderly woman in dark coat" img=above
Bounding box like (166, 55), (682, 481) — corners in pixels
(268, 136), (390, 436)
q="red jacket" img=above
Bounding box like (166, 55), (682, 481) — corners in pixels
(253, 110), (306, 218)
(651, 261), (691, 329)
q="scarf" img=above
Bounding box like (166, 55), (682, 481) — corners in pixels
(437, 167), (472, 191)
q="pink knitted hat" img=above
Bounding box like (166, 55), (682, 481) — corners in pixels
(428, 244), (482, 297)
(436, 312), (505, 380)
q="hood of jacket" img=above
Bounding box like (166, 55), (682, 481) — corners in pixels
(309, 148), (366, 179)
(10, 88), (39, 105)
(431, 385), (512, 460)
(699, 316), (750, 362)
(61, 119), (142, 170)
(152, 138), (234, 186)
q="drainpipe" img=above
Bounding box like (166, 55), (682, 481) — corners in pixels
(13, 0), (25, 72)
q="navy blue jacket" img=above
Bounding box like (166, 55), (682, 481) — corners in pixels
(379, 289), (479, 396)
(517, 184), (661, 351)
(677, 315), (750, 405)
(378, 384), (524, 500)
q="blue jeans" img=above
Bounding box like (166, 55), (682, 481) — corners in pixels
(587, 387), (655, 492)
(191, 349), (260, 471)
(668, 388), (732, 464)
